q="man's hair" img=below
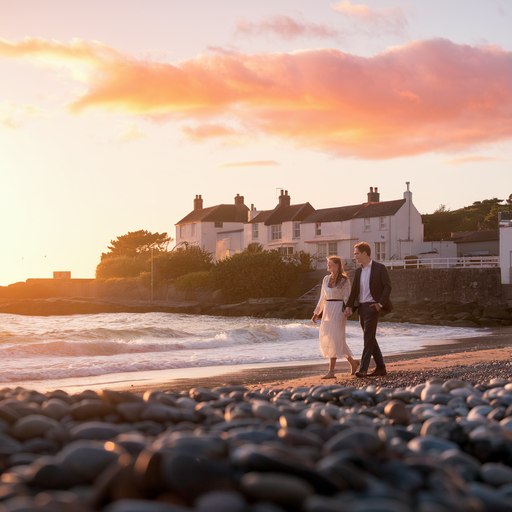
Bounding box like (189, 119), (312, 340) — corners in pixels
(355, 241), (371, 257)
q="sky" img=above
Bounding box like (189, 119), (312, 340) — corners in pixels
(1, 0), (511, 286)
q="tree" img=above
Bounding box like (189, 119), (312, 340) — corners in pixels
(101, 230), (172, 261)
(423, 197), (511, 240)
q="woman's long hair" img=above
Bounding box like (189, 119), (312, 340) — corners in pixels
(328, 256), (348, 286)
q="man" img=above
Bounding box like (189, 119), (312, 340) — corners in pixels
(344, 241), (392, 378)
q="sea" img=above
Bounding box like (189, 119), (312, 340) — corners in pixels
(0, 312), (484, 385)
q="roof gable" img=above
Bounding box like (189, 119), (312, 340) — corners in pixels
(263, 203), (315, 225)
(351, 199), (406, 219)
(176, 204), (249, 225)
(302, 204), (363, 223)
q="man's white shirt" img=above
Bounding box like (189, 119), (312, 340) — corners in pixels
(359, 259), (374, 304)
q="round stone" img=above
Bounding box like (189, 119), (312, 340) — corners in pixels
(40, 398), (71, 420)
(407, 435), (459, 455)
(10, 414), (61, 441)
(195, 490), (247, 512)
(480, 462), (512, 486)
(58, 440), (127, 484)
(69, 421), (122, 441)
(241, 471), (314, 508)
(384, 400), (411, 425)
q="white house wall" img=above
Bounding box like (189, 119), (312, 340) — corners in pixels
(499, 226), (512, 285)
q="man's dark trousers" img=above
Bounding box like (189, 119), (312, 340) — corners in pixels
(358, 303), (385, 372)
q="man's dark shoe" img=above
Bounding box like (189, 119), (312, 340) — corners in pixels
(368, 368), (387, 377)
(355, 371), (367, 378)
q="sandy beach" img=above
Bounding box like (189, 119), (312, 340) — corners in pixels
(9, 325), (512, 395)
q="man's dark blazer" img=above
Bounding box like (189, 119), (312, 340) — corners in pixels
(346, 260), (393, 314)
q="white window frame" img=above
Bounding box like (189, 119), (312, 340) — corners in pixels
(279, 247), (293, 256)
(364, 218), (371, 232)
(271, 225), (282, 241)
(375, 242), (386, 261)
(379, 217), (388, 230)
(293, 222), (301, 239)
(317, 243), (327, 259)
(180, 225), (186, 238)
(328, 242), (338, 256)
(316, 223), (321, 236)
(214, 221), (223, 228)
(252, 223), (259, 239)
(190, 223), (196, 237)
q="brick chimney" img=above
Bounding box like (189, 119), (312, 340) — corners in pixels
(234, 193), (245, 208)
(193, 194), (203, 210)
(278, 189), (291, 207)
(367, 187), (380, 203)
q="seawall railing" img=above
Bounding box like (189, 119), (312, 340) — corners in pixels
(383, 256), (499, 269)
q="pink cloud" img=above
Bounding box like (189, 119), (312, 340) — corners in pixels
(181, 123), (237, 141)
(218, 160), (280, 168)
(331, 1), (409, 37)
(443, 156), (506, 166)
(234, 14), (341, 41)
(2, 36), (512, 159)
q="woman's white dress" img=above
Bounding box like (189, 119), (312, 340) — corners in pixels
(314, 275), (352, 359)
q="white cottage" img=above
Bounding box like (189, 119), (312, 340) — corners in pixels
(301, 184), (425, 263)
(244, 190), (315, 255)
(175, 194), (249, 261)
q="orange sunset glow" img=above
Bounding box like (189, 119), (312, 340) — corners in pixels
(0, 0), (511, 286)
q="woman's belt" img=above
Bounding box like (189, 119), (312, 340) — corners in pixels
(326, 299), (343, 301)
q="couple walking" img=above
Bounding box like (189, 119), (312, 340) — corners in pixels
(312, 242), (392, 379)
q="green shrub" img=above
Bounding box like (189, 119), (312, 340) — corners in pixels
(284, 250), (315, 273)
(95, 255), (149, 279)
(210, 250), (299, 302)
(152, 245), (213, 283)
(174, 271), (211, 291)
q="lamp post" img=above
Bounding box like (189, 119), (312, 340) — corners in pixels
(150, 248), (154, 302)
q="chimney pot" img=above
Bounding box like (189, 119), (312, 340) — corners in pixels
(278, 189), (291, 207)
(367, 187), (380, 203)
(193, 194), (203, 210)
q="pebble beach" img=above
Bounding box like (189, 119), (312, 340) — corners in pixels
(0, 335), (511, 512)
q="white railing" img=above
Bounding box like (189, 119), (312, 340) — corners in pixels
(383, 256), (499, 269)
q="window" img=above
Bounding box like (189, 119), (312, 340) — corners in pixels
(214, 221), (223, 228)
(379, 217), (388, 230)
(375, 242), (386, 261)
(271, 225), (282, 240)
(252, 223), (259, 239)
(328, 242), (338, 256)
(279, 247), (293, 256)
(364, 218), (371, 231)
(317, 243), (327, 259)
(180, 225), (186, 238)
(293, 222), (301, 239)
(190, 223), (196, 236)
(316, 223), (321, 236)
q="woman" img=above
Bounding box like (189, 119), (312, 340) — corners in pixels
(312, 256), (359, 379)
